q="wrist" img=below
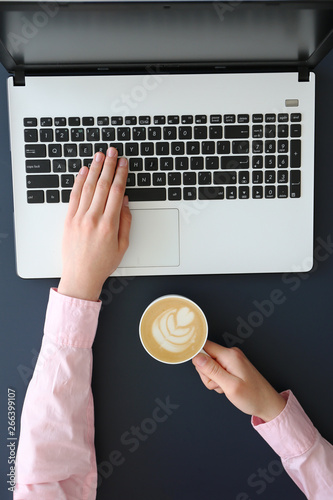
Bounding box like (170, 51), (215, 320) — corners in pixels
(58, 277), (102, 302)
(257, 393), (286, 422)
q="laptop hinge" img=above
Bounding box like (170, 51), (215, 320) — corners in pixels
(14, 68), (25, 87)
(298, 66), (310, 82)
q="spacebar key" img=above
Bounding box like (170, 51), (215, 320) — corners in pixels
(125, 188), (166, 201)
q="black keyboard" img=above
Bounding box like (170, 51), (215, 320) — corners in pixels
(24, 113), (302, 204)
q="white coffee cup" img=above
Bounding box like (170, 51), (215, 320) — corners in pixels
(139, 295), (208, 364)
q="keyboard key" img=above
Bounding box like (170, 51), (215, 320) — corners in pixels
(111, 116), (123, 125)
(217, 141), (230, 154)
(190, 157), (204, 170)
(179, 127), (192, 140)
(55, 117), (67, 126)
(94, 143), (108, 154)
(141, 143), (154, 155)
(290, 140), (301, 167)
(175, 157), (189, 170)
(214, 171), (237, 184)
(265, 125), (276, 138)
(278, 113), (288, 122)
(202, 141), (215, 155)
(224, 114), (236, 123)
(181, 115), (193, 124)
(265, 156), (276, 169)
(24, 118), (37, 127)
(148, 127), (162, 140)
(265, 186), (276, 198)
(252, 141), (263, 154)
(278, 140), (288, 154)
(79, 144), (93, 157)
(183, 172), (196, 185)
(265, 171), (276, 184)
(46, 190), (60, 203)
(154, 116), (166, 124)
(125, 188), (166, 201)
(252, 114), (263, 123)
(168, 115), (179, 124)
(102, 128), (115, 141)
(171, 142), (185, 155)
(163, 127), (177, 140)
(209, 126), (222, 139)
(126, 143), (139, 156)
(26, 174), (59, 188)
(153, 173), (166, 185)
(156, 142), (170, 155)
(24, 129), (38, 142)
(265, 114), (276, 122)
(68, 159), (82, 172)
(221, 156), (249, 169)
(26, 160), (51, 173)
(206, 157), (219, 169)
(252, 125), (263, 138)
(69, 117), (80, 126)
(291, 113), (302, 122)
(278, 124), (289, 138)
(265, 140), (276, 154)
(133, 127), (146, 140)
(278, 155), (288, 168)
(232, 140), (249, 154)
(86, 128), (100, 141)
(41, 117), (53, 127)
(199, 186), (224, 200)
(97, 116), (109, 125)
(25, 144), (46, 158)
(61, 174), (74, 188)
(53, 159), (66, 172)
(194, 126), (207, 140)
(237, 114), (249, 123)
(168, 187), (181, 200)
(168, 172), (181, 185)
(127, 173), (136, 186)
(145, 158), (158, 171)
(238, 171), (249, 184)
(110, 143), (123, 156)
(61, 190), (71, 203)
(160, 158), (173, 170)
(252, 186), (263, 199)
(278, 185), (288, 198)
(239, 186), (249, 199)
(40, 129), (54, 142)
(125, 116), (137, 125)
(82, 117), (94, 126)
(252, 171), (263, 184)
(138, 173), (151, 186)
(64, 144), (78, 157)
(184, 187), (197, 200)
(291, 124), (302, 137)
(252, 156), (263, 169)
(278, 170), (288, 183)
(186, 142), (200, 155)
(198, 172), (211, 185)
(27, 190), (44, 203)
(129, 158), (143, 171)
(83, 159), (93, 168)
(226, 186), (237, 199)
(55, 128), (69, 142)
(71, 128), (85, 141)
(210, 114), (222, 124)
(139, 116), (151, 125)
(224, 125), (249, 139)
(195, 115), (207, 124)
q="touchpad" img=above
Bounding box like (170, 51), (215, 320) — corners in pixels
(119, 209), (179, 268)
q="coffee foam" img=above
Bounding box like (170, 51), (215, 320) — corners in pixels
(140, 297), (207, 363)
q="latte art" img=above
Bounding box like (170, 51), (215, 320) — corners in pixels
(140, 296), (208, 364)
(152, 306), (196, 353)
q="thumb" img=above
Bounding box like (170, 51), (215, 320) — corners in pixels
(192, 353), (233, 390)
(118, 196), (132, 253)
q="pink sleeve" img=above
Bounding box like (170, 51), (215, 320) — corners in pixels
(14, 288), (101, 500)
(252, 390), (333, 499)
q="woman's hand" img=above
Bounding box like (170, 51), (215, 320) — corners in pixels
(192, 340), (286, 422)
(58, 147), (132, 301)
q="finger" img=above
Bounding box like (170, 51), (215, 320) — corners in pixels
(117, 196), (132, 254)
(78, 152), (105, 213)
(192, 352), (236, 391)
(67, 166), (89, 218)
(203, 340), (249, 374)
(88, 147), (118, 215)
(104, 157), (128, 221)
(194, 365), (223, 393)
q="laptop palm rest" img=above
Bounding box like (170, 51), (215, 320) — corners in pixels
(119, 209), (179, 268)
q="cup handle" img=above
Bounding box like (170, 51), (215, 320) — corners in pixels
(198, 348), (211, 357)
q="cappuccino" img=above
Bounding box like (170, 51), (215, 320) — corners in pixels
(139, 295), (208, 364)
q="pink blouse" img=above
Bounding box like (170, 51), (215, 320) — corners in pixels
(13, 289), (333, 499)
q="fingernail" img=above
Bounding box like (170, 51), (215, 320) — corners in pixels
(79, 166), (87, 176)
(95, 152), (104, 163)
(118, 157), (127, 167)
(107, 147), (117, 157)
(193, 354), (208, 367)
(123, 195), (129, 207)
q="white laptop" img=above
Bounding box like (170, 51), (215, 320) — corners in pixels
(1, 0), (333, 278)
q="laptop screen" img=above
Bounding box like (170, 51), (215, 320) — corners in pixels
(1, 1), (333, 73)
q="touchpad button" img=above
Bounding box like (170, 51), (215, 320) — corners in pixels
(119, 209), (179, 268)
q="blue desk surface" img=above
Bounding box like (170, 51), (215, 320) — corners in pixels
(1, 55), (333, 500)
